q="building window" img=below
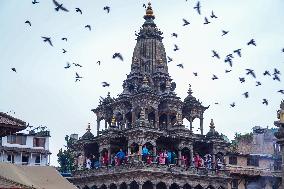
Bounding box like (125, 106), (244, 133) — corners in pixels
(7, 135), (26, 145)
(7, 154), (14, 163)
(33, 138), (45, 148)
(35, 156), (41, 164)
(22, 155), (29, 165)
(229, 155), (238, 165)
(231, 180), (238, 189)
(247, 155), (259, 166)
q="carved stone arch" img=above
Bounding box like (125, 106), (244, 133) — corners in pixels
(157, 182), (167, 189)
(194, 184), (203, 189)
(183, 183), (192, 189)
(110, 183), (117, 189)
(130, 181), (139, 189)
(170, 183), (180, 189)
(119, 182), (128, 189)
(143, 181), (154, 189)
(91, 185), (98, 189)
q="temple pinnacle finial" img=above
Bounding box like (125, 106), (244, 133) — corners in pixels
(86, 123), (91, 132)
(144, 2), (155, 19)
(187, 84), (193, 95)
(210, 119), (215, 129)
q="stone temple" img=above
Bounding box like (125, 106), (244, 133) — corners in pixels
(69, 3), (232, 189)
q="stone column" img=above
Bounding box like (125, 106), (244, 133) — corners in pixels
(138, 184), (142, 189)
(139, 144), (143, 161)
(200, 117), (204, 135)
(190, 145), (194, 166)
(155, 109), (159, 129)
(128, 145), (131, 156)
(105, 120), (108, 130)
(153, 146), (157, 156)
(108, 148), (111, 165)
(178, 150), (182, 166)
(122, 113), (126, 130)
(132, 111), (136, 127)
(167, 114), (170, 128)
(20, 152), (23, 165)
(97, 120), (100, 135)
(189, 117), (193, 131)
(30, 153), (33, 165)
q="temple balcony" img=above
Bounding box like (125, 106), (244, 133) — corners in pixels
(72, 161), (230, 179)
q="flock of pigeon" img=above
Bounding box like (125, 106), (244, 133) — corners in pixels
(11, 1), (283, 109)
(165, 1), (283, 108)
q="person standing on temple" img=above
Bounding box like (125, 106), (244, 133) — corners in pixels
(86, 156), (91, 169)
(102, 151), (108, 166)
(142, 145), (149, 162)
(116, 148), (126, 165)
(194, 153), (202, 169)
(167, 150), (172, 165)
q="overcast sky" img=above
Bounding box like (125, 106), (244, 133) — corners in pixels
(0, 0), (283, 166)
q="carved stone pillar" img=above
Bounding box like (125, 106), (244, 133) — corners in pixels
(166, 114), (170, 128)
(97, 120), (100, 135)
(128, 145), (131, 156)
(139, 144), (143, 161)
(122, 113), (126, 130)
(153, 146), (157, 156)
(178, 150), (182, 166)
(108, 148), (111, 164)
(138, 184), (142, 189)
(190, 145), (194, 166)
(155, 109), (159, 129)
(200, 117), (204, 135)
(189, 117), (193, 131)
(105, 120), (107, 130)
(132, 111), (136, 127)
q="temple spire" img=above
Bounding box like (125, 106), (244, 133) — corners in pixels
(144, 2), (155, 19)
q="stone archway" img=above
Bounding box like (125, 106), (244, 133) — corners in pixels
(170, 183), (180, 189)
(130, 181), (139, 189)
(120, 183), (128, 189)
(110, 184), (117, 189)
(194, 185), (203, 189)
(183, 184), (192, 189)
(142, 181), (153, 189)
(157, 182), (167, 189)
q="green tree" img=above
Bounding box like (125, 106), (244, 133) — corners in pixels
(57, 135), (76, 173)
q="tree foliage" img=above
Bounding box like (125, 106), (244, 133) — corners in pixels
(57, 135), (76, 173)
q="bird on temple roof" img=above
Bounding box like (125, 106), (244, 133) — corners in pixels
(11, 68), (17, 73)
(263, 70), (271, 76)
(143, 4), (146, 8)
(262, 99), (268, 106)
(173, 44), (179, 51)
(243, 92), (249, 98)
(171, 33), (178, 38)
(194, 1), (201, 15)
(102, 82), (110, 87)
(113, 53), (123, 61)
(256, 81), (261, 86)
(32, 0), (39, 4)
(204, 17), (210, 24)
(273, 74), (281, 82)
(225, 69), (232, 73)
(64, 62), (71, 69)
(103, 6), (110, 13)
(247, 39), (256, 46)
(221, 30), (229, 36)
(210, 11), (217, 19)
(246, 69), (256, 78)
(41, 37), (53, 46)
(182, 19), (190, 26)
(75, 8), (82, 14)
(53, 0), (69, 12)
(25, 20), (31, 26)
(167, 56), (173, 63)
(177, 64), (184, 69)
(212, 50), (220, 59)
(212, 74), (218, 80)
(239, 77), (245, 83)
(278, 90), (284, 94)
(233, 49), (242, 57)
(85, 25), (91, 31)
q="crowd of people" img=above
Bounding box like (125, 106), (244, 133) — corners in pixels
(77, 146), (224, 171)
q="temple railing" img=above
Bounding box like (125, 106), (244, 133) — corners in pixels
(226, 165), (282, 177)
(72, 161), (230, 178)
